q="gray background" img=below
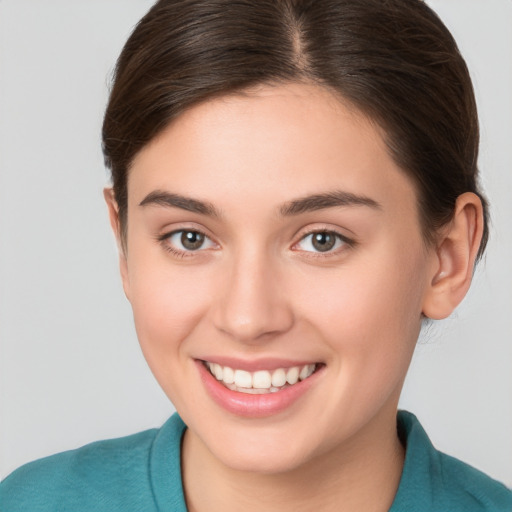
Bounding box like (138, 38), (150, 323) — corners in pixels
(1, 0), (511, 485)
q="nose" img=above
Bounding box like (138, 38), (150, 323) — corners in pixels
(211, 250), (295, 343)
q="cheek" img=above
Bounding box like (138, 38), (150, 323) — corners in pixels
(299, 248), (425, 337)
(295, 241), (427, 394)
(294, 250), (427, 449)
(126, 254), (214, 378)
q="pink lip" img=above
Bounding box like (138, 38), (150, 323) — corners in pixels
(196, 360), (324, 418)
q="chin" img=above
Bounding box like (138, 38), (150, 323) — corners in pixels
(216, 444), (312, 475)
(201, 420), (324, 475)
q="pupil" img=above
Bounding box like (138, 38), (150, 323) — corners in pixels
(181, 231), (204, 250)
(312, 232), (335, 252)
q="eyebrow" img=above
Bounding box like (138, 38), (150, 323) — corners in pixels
(139, 189), (381, 218)
(279, 190), (381, 216)
(139, 190), (221, 218)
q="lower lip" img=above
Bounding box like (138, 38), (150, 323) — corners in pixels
(196, 361), (323, 418)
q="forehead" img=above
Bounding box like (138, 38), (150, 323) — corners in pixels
(128, 82), (418, 220)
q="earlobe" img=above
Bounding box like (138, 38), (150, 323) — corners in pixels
(103, 187), (131, 300)
(422, 192), (484, 320)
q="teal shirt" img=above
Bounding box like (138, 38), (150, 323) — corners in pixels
(1, 411), (511, 511)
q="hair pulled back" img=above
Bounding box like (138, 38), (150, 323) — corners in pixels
(102, 0), (488, 257)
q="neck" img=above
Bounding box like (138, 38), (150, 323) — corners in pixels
(181, 407), (405, 512)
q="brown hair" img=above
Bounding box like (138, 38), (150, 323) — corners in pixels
(102, 0), (489, 257)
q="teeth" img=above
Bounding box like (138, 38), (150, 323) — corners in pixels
(205, 362), (317, 392)
(286, 366), (299, 385)
(212, 363), (223, 380)
(234, 369), (252, 388)
(253, 370), (272, 389)
(271, 368), (286, 387)
(300, 364), (315, 380)
(223, 366), (235, 384)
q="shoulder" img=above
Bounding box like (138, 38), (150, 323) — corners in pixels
(391, 411), (512, 512)
(435, 450), (512, 512)
(0, 415), (186, 512)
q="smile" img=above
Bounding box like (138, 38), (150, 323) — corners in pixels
(197, 359), (325, 417)
(204, 361), (317, 394)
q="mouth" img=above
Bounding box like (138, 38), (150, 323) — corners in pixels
(197, 358), (325, 417)
(203, 361), (320, 394)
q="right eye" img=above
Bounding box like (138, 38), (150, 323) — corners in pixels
(161, 229), (216, 254)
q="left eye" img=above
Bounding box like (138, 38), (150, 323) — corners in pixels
(166, 230), (216, 252)
(296, 231), (346, 253)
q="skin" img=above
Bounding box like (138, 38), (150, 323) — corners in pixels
(105, 83), (483, 512)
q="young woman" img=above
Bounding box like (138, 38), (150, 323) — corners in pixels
(1, 1), (511, 511)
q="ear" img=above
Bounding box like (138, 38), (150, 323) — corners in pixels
(103, 187), (131, 300)
(422, 192), (484, 320)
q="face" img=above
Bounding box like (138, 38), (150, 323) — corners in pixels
(115, 83), (435, 474)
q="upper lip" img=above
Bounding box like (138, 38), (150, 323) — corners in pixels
(197, 356), (322, 372)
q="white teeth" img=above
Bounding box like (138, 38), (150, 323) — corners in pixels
(206, 362), (318, 392)
(299, 365), (309, 380)
(286, 366), (299, 385)
(236, 387), (271, 394)
(271, 368), (287, 387)
(300, 364), (315, 380)
(234, 369), (252, 388)
(212, 363), (223, 380)
(225, 383), (286, 394)
(253, 370), (272, 389)
(222, 366), (235, 384)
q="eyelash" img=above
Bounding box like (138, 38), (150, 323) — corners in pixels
(293, 229), (354, 258)
(157, 228), (355, 259)
(157, 228), (215, 259)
